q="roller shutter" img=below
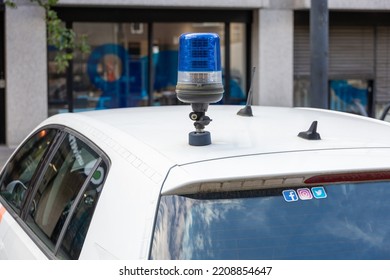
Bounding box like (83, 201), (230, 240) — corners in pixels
(294, 25), (375, 79)
(376, 26), (390, 103)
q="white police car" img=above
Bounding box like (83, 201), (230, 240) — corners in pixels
(2, 104), (390, 260)
(2, 33), (390, 260)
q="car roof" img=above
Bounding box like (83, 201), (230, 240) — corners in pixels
(43, 105), (390, 164)
(33, 106), (390, 259)
(41, 105), (390, 194)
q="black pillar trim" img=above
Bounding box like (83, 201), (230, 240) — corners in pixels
(224, 22), (231, 104)
(147, 22), (153, 106)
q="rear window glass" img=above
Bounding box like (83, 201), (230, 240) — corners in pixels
(151, 182), (390, 259)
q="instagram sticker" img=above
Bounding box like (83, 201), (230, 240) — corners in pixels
(297, 188), (313, 200)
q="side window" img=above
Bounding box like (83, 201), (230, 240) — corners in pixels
(25, 133), (107, 259)
(58, 160), (107, 259)
(0, 129), (58, 213)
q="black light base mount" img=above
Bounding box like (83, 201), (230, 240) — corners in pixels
(189, 131), (211, 146)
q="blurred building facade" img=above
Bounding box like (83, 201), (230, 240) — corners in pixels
(1, 0), (390, 146)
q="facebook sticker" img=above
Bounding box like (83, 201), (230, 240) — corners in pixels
(311, 186), (327, 199)
(282, 190), (299, 202)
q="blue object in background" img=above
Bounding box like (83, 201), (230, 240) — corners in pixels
(330, 80), (371, 116)
(86, 44), (245, 109)
(87, 44), (147, 108)
(150, 51), (178, 91)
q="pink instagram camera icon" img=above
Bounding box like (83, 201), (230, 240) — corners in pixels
(297, 188), (313, 200)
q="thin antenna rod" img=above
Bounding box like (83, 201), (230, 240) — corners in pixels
(237, 66), (256, 117)
(246, 66), (256, 106)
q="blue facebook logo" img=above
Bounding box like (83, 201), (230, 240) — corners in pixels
(282, 190), (299, 202)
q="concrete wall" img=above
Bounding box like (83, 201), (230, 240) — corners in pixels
(256, 9), (294, 107)
(295, 0), (390, 10)
(5, 3), (48, 147)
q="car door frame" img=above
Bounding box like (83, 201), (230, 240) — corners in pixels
(0, 124), (110, 259)
(0, 125), (64, 259)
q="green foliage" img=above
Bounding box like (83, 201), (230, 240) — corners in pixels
(4, 0), (90, 73)
(4, 1), (16, 8)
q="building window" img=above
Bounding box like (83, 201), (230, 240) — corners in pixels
(48, 8), (252, 116)
(230, 23), (247, 103)
(330, 79), (373, 116)
(75, 22), (149, 110)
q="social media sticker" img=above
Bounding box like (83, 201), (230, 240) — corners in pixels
(282, 190), (298, 202)
(311, 186), (327, 199)
(297, 188), (313, 200)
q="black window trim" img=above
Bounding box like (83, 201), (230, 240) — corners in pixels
(0, 125), (64, 259)
(54, 7), (252, 24)
(53, 156), (102, 256)
(20, 127), (66, 221)
(0, 126), (63, 217)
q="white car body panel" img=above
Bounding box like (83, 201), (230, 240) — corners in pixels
(162, 148), (390, 194)
(0, 203), (47, 259)
(1, 105), (390, 259)
(0, 204), (9, 258)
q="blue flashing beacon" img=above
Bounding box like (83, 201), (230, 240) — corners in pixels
(176, 33), (224, 104)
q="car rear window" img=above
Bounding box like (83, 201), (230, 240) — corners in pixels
(151, 181), (390, 259)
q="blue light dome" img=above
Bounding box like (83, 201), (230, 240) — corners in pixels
(177, 33), (222, 84)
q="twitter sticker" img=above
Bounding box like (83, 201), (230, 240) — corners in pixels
(311, 187), (327, 199)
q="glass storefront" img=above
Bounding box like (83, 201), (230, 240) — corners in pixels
(48, 9), (252, 116)
(329, 79), (373, 116)
(49, 23), (149, 115)
(74, 23), (149, 110)
(48, 47), (68, 115)
(230, 23), (247, 102)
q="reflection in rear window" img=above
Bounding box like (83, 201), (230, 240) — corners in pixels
(151, 182), (390, 259)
